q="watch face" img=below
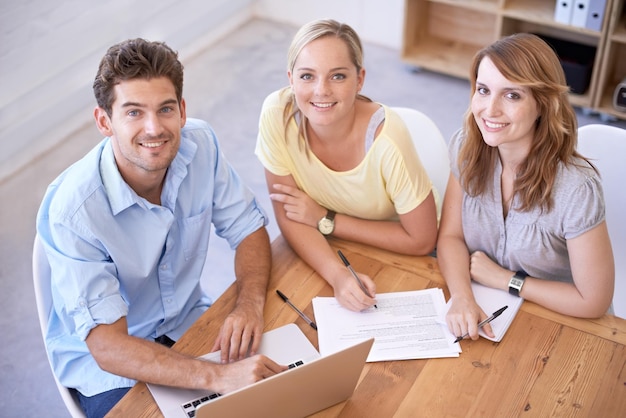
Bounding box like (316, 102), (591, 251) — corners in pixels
(510, 278), (523, 289)
(318, 218), (334, 235)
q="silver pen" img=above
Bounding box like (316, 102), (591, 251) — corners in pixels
(337, 250), (377, 309)
(276, 289), (317, 330)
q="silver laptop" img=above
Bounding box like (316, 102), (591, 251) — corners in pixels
(148, 323), (374, 418)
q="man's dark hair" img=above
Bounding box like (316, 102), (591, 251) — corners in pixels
(93, 38), (184, 116)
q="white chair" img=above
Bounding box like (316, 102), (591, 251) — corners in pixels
(32, 235), (87, 418)
(577, 124), (626, 319)
(391, 107), (450, 213)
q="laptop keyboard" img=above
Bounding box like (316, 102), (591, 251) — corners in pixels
(181, 392), (222, 417)
(181, 360), (305, 417)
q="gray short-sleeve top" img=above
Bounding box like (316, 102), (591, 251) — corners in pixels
(449, 129), (605, 284)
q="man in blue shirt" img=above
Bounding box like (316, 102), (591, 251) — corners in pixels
(36, 38), (285, 418)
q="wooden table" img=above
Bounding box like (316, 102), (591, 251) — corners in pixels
(108, 236), (626, 417)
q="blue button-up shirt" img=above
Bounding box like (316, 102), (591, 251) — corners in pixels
(36, 118), (268, 396)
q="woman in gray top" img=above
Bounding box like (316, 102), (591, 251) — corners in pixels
(438, 33), (614, 342)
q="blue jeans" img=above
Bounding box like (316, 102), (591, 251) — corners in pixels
(75, 387), (131, 418)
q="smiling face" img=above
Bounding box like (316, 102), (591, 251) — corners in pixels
(288, 35), (364, 129)
(471, 57), (539, 151)
(94, 76), (186, 186)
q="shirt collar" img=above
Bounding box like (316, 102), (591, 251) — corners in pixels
(100, 140), (139, 215)
(99, 136), (197, 215)
(161, 136), (196, 211)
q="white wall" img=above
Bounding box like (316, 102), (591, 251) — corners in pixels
(0, 0), (406, 182)
(0, 0), (254, 182)
(253, 0), (405, 50)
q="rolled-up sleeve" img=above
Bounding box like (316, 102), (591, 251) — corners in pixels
(41, 218), (129, 341)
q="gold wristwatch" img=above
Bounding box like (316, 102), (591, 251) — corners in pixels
(317, 210), (336, 236)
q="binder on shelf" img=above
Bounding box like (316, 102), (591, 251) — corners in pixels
(614, 78), (626, 112)
(554, 0), (574, 24)
(571, 0), (590, 28)
(585, 0), (607, 31)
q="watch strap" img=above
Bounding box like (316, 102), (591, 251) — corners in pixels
(508, 270), (528, 297)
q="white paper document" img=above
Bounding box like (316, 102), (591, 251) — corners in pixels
(312, 288), (461, 362)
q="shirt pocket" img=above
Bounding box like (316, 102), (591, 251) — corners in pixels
(179, 208), (211, 260)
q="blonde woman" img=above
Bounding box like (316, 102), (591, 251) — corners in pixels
(255, 19), (438, 311)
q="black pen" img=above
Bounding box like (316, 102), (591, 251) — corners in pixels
(337, 250), (378, 309)
(276, 289), (317, 330)
(453, 305), (508, 343)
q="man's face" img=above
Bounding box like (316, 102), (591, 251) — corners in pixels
(94, 77), (186, 185)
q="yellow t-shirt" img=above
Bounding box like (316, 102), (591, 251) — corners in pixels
(255, 88), (433, 221)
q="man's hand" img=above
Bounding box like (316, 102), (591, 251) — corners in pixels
(211, 300), (264, 363)
(211, 227), (271, 364)
(210, 354), (288, 394)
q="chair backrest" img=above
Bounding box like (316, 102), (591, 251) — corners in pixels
(391, 107), (450, 211)
(577, 124), (626, 319)
(32, 235), (87, 418)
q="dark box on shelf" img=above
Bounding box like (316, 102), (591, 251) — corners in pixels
(536, 34), (596, 95)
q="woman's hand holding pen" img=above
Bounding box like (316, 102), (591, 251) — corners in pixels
(329, 266), (377, 312)
(446, 295), (495, 341)
(269, 183), (325, 228)
(269, 183), (379, 311)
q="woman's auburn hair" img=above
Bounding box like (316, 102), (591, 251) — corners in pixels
(459, 33), (595, 213)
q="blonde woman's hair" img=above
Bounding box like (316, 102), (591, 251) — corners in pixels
(459, 33), (594, 212)
(283, 19), (372, 150)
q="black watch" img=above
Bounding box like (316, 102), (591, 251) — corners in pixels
(317, 210), (336, 235)
(508, 271), (527, 297)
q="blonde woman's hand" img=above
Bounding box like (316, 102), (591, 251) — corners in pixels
(331, 271), (377, 312)
(269, 183), (326, 228)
